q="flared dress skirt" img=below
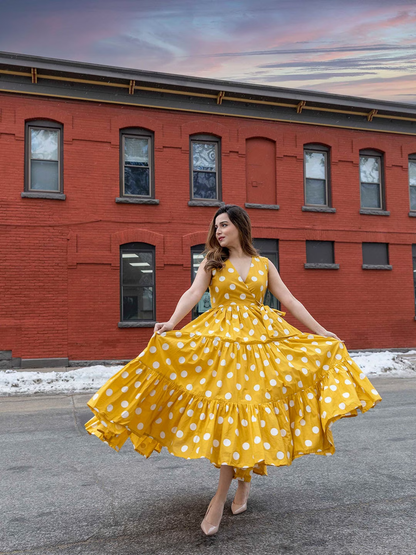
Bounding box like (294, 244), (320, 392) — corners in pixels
(85, 256), (382, 482)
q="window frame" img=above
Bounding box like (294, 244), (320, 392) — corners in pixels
(252, 238), (280, 310)
(359, 148), (385, 210)
(408, 154), (416, 212)
(362, 242), (392, 270)
(303, 143), (330, 207)
(189, 133), (221, 201)
(120, 243), (156, 323)
(25, 119), (63, 193)
(119, 127), (154, 198)
(191, 244), (211, 319)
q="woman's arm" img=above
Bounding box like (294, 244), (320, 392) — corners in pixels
(155, 258), (211, 333)
(267, 259), (342, 340)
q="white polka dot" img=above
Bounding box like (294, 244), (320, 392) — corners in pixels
(121, 411), (129, 418)
(305, 440), (312, 447)
(312, 426), (319, 434)
(106, 389), (113, 396)
(264, 442), (270, 449)
(325, 397), (332, 403)
(276, 451), (284, 459)
(203, 433), (210, 440)
(122, 371), (129, 378)
(270, 428), (278, 436)
(233, 451), (240, 460)
(242, 442), (250, 450)
(223, 438), (231, 446)
(181, 445), (188, 452)
(121, 400), (128, 408)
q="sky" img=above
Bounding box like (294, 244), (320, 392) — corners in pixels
(0, 0), (415, 103)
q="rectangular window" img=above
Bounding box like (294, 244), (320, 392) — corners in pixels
(191, 246), (211, 319)
(362, 242), (388, 265)
(304, 149), (328, 205)
(122, 134), (151, 196)
(253, 238), (280, 310)
(121, 246), (155, 321)
(360, 154), (382, 209)
(191, 137), (220, 199)
(28, 125), (61, 191)
(306, 240), (334, 264)
(409, 157), (416, 211)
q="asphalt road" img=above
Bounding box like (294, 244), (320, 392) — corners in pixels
(1, 377), (415, 555)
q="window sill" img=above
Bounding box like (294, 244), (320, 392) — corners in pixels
(116, 197), (159, 204)
(359, 209), (390, 216)
(118, 321), (156, 328)
(409, 211), (416, 217)
(188, 200), (224, 207)
(362, 264), (392, 270)
(304, 263), (339, 269)
(244, 203), (280, 210)
(302, 206), (336, 213)
(21, 191), (66, 200)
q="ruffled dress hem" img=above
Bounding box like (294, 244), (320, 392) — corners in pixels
(85, 349), (382, 483)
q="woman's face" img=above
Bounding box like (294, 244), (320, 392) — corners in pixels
(214, 212), (240, 249)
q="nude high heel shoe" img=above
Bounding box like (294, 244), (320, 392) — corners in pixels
(231, 482), (251, 515)
(201, 497), (224, 535)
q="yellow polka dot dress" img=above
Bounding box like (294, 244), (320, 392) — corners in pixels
(85, 256), (382, 482)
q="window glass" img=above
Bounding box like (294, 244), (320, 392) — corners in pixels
(123, 136), (150, 196)
(192, 141), (218, 199)
(121, 250), (154, 320)
(29, 128), (59, 191)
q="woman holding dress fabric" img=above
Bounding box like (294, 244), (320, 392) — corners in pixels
(85, 204), (382, 536)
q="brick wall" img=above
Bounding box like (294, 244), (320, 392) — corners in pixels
(0, 92), (415, 361)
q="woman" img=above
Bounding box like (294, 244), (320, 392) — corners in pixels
(85, 204), (382, 536)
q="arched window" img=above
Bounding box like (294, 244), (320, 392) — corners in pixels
(120, 243), (155, 323)
(120, 127), (154, 198)
(409, 154), (416, 212)
(359, 149), (384, 210)
(25, 119), (63, 193)
(190, 133), (221, 200)
(191, 244), (211, 319)
(303, 143), (330, 207)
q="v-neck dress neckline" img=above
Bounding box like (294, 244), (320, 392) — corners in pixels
(227, 256), (253, 284)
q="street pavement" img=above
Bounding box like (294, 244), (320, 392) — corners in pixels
(0, 377), (415, 555)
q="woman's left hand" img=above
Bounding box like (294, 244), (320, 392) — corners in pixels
(318, 329), (343, 342)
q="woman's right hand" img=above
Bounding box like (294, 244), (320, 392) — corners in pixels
(154, 321), (175, 334)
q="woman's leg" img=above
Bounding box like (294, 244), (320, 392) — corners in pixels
(203, 465), (234, 524)
(232, 467), (252, 505)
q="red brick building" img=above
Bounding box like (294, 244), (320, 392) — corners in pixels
(0, 51), (415, 368)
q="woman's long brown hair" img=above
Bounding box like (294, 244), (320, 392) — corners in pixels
(201, 204), (261, 273)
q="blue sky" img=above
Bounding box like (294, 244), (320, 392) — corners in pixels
(1, 0), (415, 102)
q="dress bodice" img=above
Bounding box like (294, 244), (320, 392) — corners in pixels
(209, 256), (269, 308)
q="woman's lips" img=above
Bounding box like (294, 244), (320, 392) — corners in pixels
(218, 237), (225, 241)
